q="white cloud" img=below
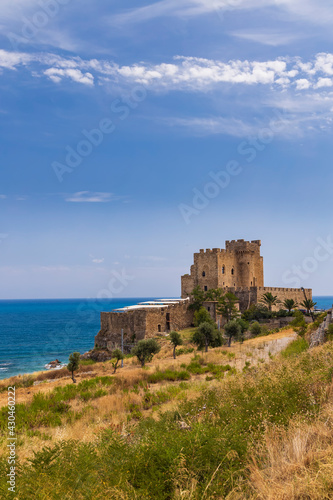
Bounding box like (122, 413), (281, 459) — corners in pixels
(65, 192), (115, 203)
(44, 67), (94, 86)
(2, 49), (333, 94)
(163, 116), (261, 138)
(89, 254), (105, 264)
(295, 78), (311, 90)
(314, 77), (333, 88)
(0, 194), (7, 199)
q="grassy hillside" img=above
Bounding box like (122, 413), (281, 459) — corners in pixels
(1, 328), (333, 499)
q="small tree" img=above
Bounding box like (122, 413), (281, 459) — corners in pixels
(224, 320), (241, 347)
(111, 348), (124, 373)
(188, 286), (206, 311)
(193, 306), (214, 327)
(132, 339), (161, 367)
(169, 331), (183, 359)
(249, 321), (262, 337)
(67, 352), (80, 383)
(217, 292), (239, 322)
(192, 322), (217, 352)
(283, 298), (298, 314)
(260, 292), (280, 312)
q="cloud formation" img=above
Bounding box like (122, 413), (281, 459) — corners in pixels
(2, 49), (333, 93)
(65, 192), (115, 203)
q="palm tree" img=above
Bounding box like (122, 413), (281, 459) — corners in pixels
(283, 298), (298, 314)
(300, 298), (317, 315)
(260, 292), (280, 312)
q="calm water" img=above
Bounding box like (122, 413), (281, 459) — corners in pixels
(0, 298), (157, 379)
(0, 296), (331, 380)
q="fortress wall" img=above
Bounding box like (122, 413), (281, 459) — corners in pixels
(225, 287), (258, 312)
(95, 302), (194, 350)
(257, 287), (312, 311)
(181, 274), (194, 298)
(95, 310), (148, 349)
(145, 302), (193, 337)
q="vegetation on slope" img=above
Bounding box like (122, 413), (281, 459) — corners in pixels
(1, 336), (333, 499)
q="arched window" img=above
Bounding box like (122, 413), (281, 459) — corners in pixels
(222, 266), (225, 274)
(202, 271), (206, 277)
(231, 268), (234, 275)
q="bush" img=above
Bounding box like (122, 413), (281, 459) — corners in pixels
(242, 304), (272, 321)
(249, 321), (262, 337)
(148, 370), (190, 384)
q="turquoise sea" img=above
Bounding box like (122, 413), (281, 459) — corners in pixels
(0, 298), (157, 380)
(0, 296), (331, 380)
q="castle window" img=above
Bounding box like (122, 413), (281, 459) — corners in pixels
(207, 306), (210, 312)
(222, 266), (225, 274)
(158, 324), (161, 332)
(231, 268), (234, 275)
(202, 271), (206, 277)
(248, 262), (250, 265)
(204, 286), (208, 291)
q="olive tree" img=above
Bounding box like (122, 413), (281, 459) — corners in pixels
(132, 339), (161, 367)
(192, 322), (222, 352)
(67, 352), (80, 383)
(169, 331), (183, 359)
(224, 320), (241, 347)
(111, 348), (124, 373)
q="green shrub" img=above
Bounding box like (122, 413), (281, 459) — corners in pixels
(148, 370), (190, 384)
(281, 337), (308, 358)
(249, 321), (262, 336)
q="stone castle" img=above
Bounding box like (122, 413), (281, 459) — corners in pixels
(94, 239), (312, 350)
(181, 239), (311, 311)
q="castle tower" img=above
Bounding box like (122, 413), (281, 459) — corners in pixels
(181, 239), (264, 297)
(224, 239), (264, 288)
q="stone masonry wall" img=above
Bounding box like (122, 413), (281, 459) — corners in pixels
(310, 308), (333, 348)
(95, 301), (194, 351)
(256, 287), (313, 312)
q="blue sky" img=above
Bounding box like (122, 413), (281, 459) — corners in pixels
(1, 0), (333, 299)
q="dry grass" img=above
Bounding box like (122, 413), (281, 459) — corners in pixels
(0, 328), (299, 465)
(243, 397), (333, 500)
